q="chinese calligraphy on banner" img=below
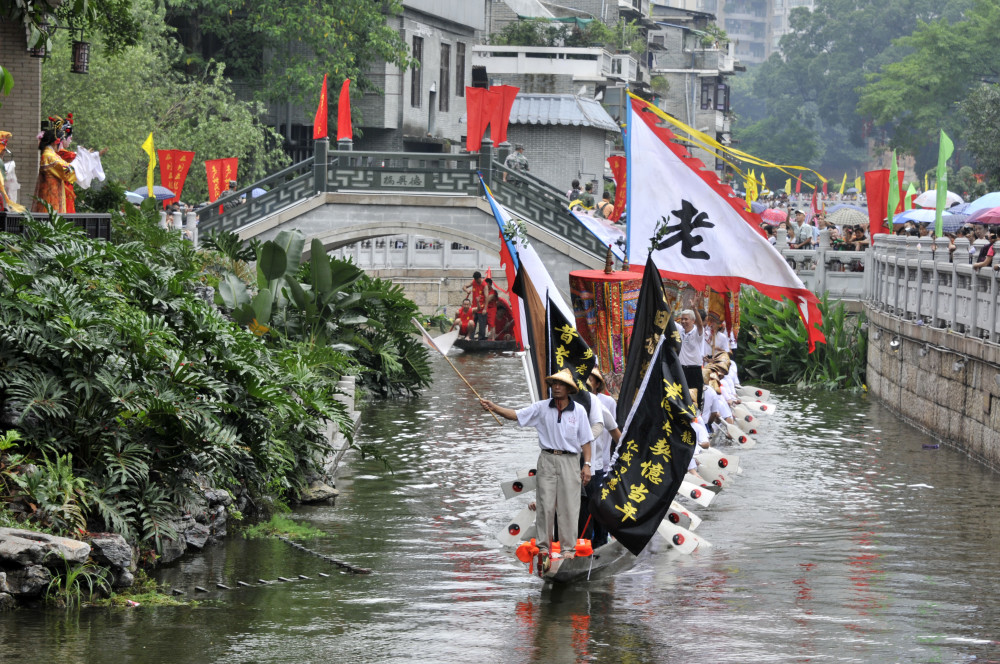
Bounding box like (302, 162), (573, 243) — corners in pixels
(589, 317), (696, 556)
(205, 157), (239, 212)
(157, 150), (195, 208)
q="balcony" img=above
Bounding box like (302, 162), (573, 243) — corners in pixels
(610, 53), (639, 82)
(473, 46), (616, 81)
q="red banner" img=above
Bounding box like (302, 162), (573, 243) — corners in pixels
(795, 176), (802, 194)
(607, 155), (626, 222)
(336, 78), (351, 141)
(865, 169), (905, 239)
(465, 87), (487, 152)
(158, 149), (195, 208)
(313, 74), (328, 139)
(205, 158), (239, 213)
(488, 85), (519, 144)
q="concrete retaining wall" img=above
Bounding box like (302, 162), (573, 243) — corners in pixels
(866, 305), (1000, 468)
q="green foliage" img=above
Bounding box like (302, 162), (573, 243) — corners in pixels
(737, 290), (866, 390)
(0, 209), (356, 547)
(96, 569), (188, 607)
(240, 514), (323, 540)
(960, 84), (1000, 189)
(731, 0), (971, 176)
(41, 0), (289, 203)
(491, 18), (647, 55)
(858, 0), (991, 165)
(163, 0), (413, 111)
(45, 555), (112, 609)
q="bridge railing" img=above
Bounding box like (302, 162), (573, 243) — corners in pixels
(196, 139), (609, 259)
(2, 212), (112, 241)
(197, 158), (316, 236)
(869, 234), (1000, 343)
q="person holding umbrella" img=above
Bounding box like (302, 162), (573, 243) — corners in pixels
(972, 226), (998, 271)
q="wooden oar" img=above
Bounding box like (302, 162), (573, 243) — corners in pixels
(412, 318), (503, 426)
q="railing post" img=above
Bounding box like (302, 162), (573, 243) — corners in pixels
(497, 141), (511, 170)
(314, 138), (329, 194)
(816, 228), (829, 295)
(479, 137), (495, 189)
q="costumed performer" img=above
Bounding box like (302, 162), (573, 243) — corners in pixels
(32, 118), (76, 214)
(0, 131), (25, 213)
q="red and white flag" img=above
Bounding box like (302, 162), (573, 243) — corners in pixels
(625, 96), (825, 351)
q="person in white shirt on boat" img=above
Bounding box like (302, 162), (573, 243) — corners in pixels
(676, 309), (705, 411)
(480, 368), (593, 569)
(703, 317), (730, 360)
(701, 378), (734, 433)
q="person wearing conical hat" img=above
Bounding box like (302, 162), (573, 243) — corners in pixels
(481, 367), (594, 572)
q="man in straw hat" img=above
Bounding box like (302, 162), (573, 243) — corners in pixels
(481, 368), (593, 570)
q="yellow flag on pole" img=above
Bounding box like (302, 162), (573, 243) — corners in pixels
(141, 133), (156, 197)
(839, 173), (847, 196)
(784, 178), (792, 195)
(854, 176), (862, 194)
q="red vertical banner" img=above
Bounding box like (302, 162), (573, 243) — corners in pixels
(158, 149), (194, 208)
(822, 181), (828, 197)
(607, 155), (626, 222)
(489, 85), (520, 144)
(810, 190), (819, 218)
(865, 169), (905, 240)
(206, 157), (239, 213)
(313, 74), (328, 139)
(336, 79), (352, 141)
(482, 87), (502, 142)
(465, 87), (486, 152)
(795, 176), (802, 194)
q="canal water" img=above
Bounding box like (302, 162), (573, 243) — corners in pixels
(4, 353), (1000, 663)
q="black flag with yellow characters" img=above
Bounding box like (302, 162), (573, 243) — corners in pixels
(546, 294), (596, 393)
(588, 327), (697, 556)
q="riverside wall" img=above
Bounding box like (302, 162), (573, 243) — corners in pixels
(865, 235), (1000, 468)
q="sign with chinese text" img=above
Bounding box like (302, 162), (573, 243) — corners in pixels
(157, 149), (195, 208)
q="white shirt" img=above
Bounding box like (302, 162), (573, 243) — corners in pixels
(704, 329), (730, 356)
(516, 399), (592, 453)
(676, 322), (703, 366)
(72, 146), (106, 190)
(701, 387), (732, 429)
(592, 392), (618, 473)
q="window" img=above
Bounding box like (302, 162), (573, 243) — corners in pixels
(700, 79), (714, 110)
(440, 43), (451, 112)
(411, 36), (423, 108)
(716, 83), (730, 112)
(456, 43), (466, 97)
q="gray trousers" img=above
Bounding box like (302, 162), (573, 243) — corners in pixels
(535, 451), (581, 555)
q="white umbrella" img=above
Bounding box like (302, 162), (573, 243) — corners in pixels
(124, 191), (144, 204)
(913, 189), (962, 208)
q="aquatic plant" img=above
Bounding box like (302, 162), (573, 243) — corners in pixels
(736, 290), (867, 390)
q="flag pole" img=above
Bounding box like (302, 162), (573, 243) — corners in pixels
(412, 319), (502, 426)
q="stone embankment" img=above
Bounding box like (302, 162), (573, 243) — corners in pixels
(0, 375), (360, 610)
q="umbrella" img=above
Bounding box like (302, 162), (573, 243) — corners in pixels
(965, 205), (1000, 225)
(251, 187), (267, 198)
(826, 203), (866, 214)
(846, 187), (858, 193)
(966, 191), (1000, 214)
(913, 189), (962, 208)
(827, 208), (869, 226)
(894, 209), (946, 225)
(761, 208), (787, 223)
(948, 202), (971, 214)
(941, 214), (968, 232)
(750, 200), (767, 213)
(133, 185), (176, 201)
(124, 191), (144, 204)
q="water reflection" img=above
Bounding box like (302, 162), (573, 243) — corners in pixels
(5, 352), (1000, 663)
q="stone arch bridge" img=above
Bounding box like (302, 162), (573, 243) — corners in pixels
(196, 141), (606, 311)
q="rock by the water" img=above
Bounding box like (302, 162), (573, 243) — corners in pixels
(0, 571), (10, 594)
(204, 489), (232, 507)
(184, 522), (211, 550)
(300, 481), (339, 504)
(0, 528), (91, 566)
(5, 565), (51, 597)
(87, 534), (136, 589)
(0, 592), (16, 611)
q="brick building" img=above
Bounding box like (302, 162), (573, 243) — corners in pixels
(0, 19), (42, 206)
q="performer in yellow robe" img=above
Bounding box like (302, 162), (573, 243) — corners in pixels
(32, 128), (76, 214)
(0, 131), (26, 213)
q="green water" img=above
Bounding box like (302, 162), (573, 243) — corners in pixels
(5, 353), (1000, 663)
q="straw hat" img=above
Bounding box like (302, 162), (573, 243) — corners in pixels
(588, 367), (605, 391)
(545, 368), (579, 394)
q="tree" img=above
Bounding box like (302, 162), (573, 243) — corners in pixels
(730, 0), (971, 176)
(162, 0), (413, 111)
(0, 0), (143, 54)
(858, 0), (1000, 168)
(961, 84), (1000, 187)
(42, 0), (288, 202)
